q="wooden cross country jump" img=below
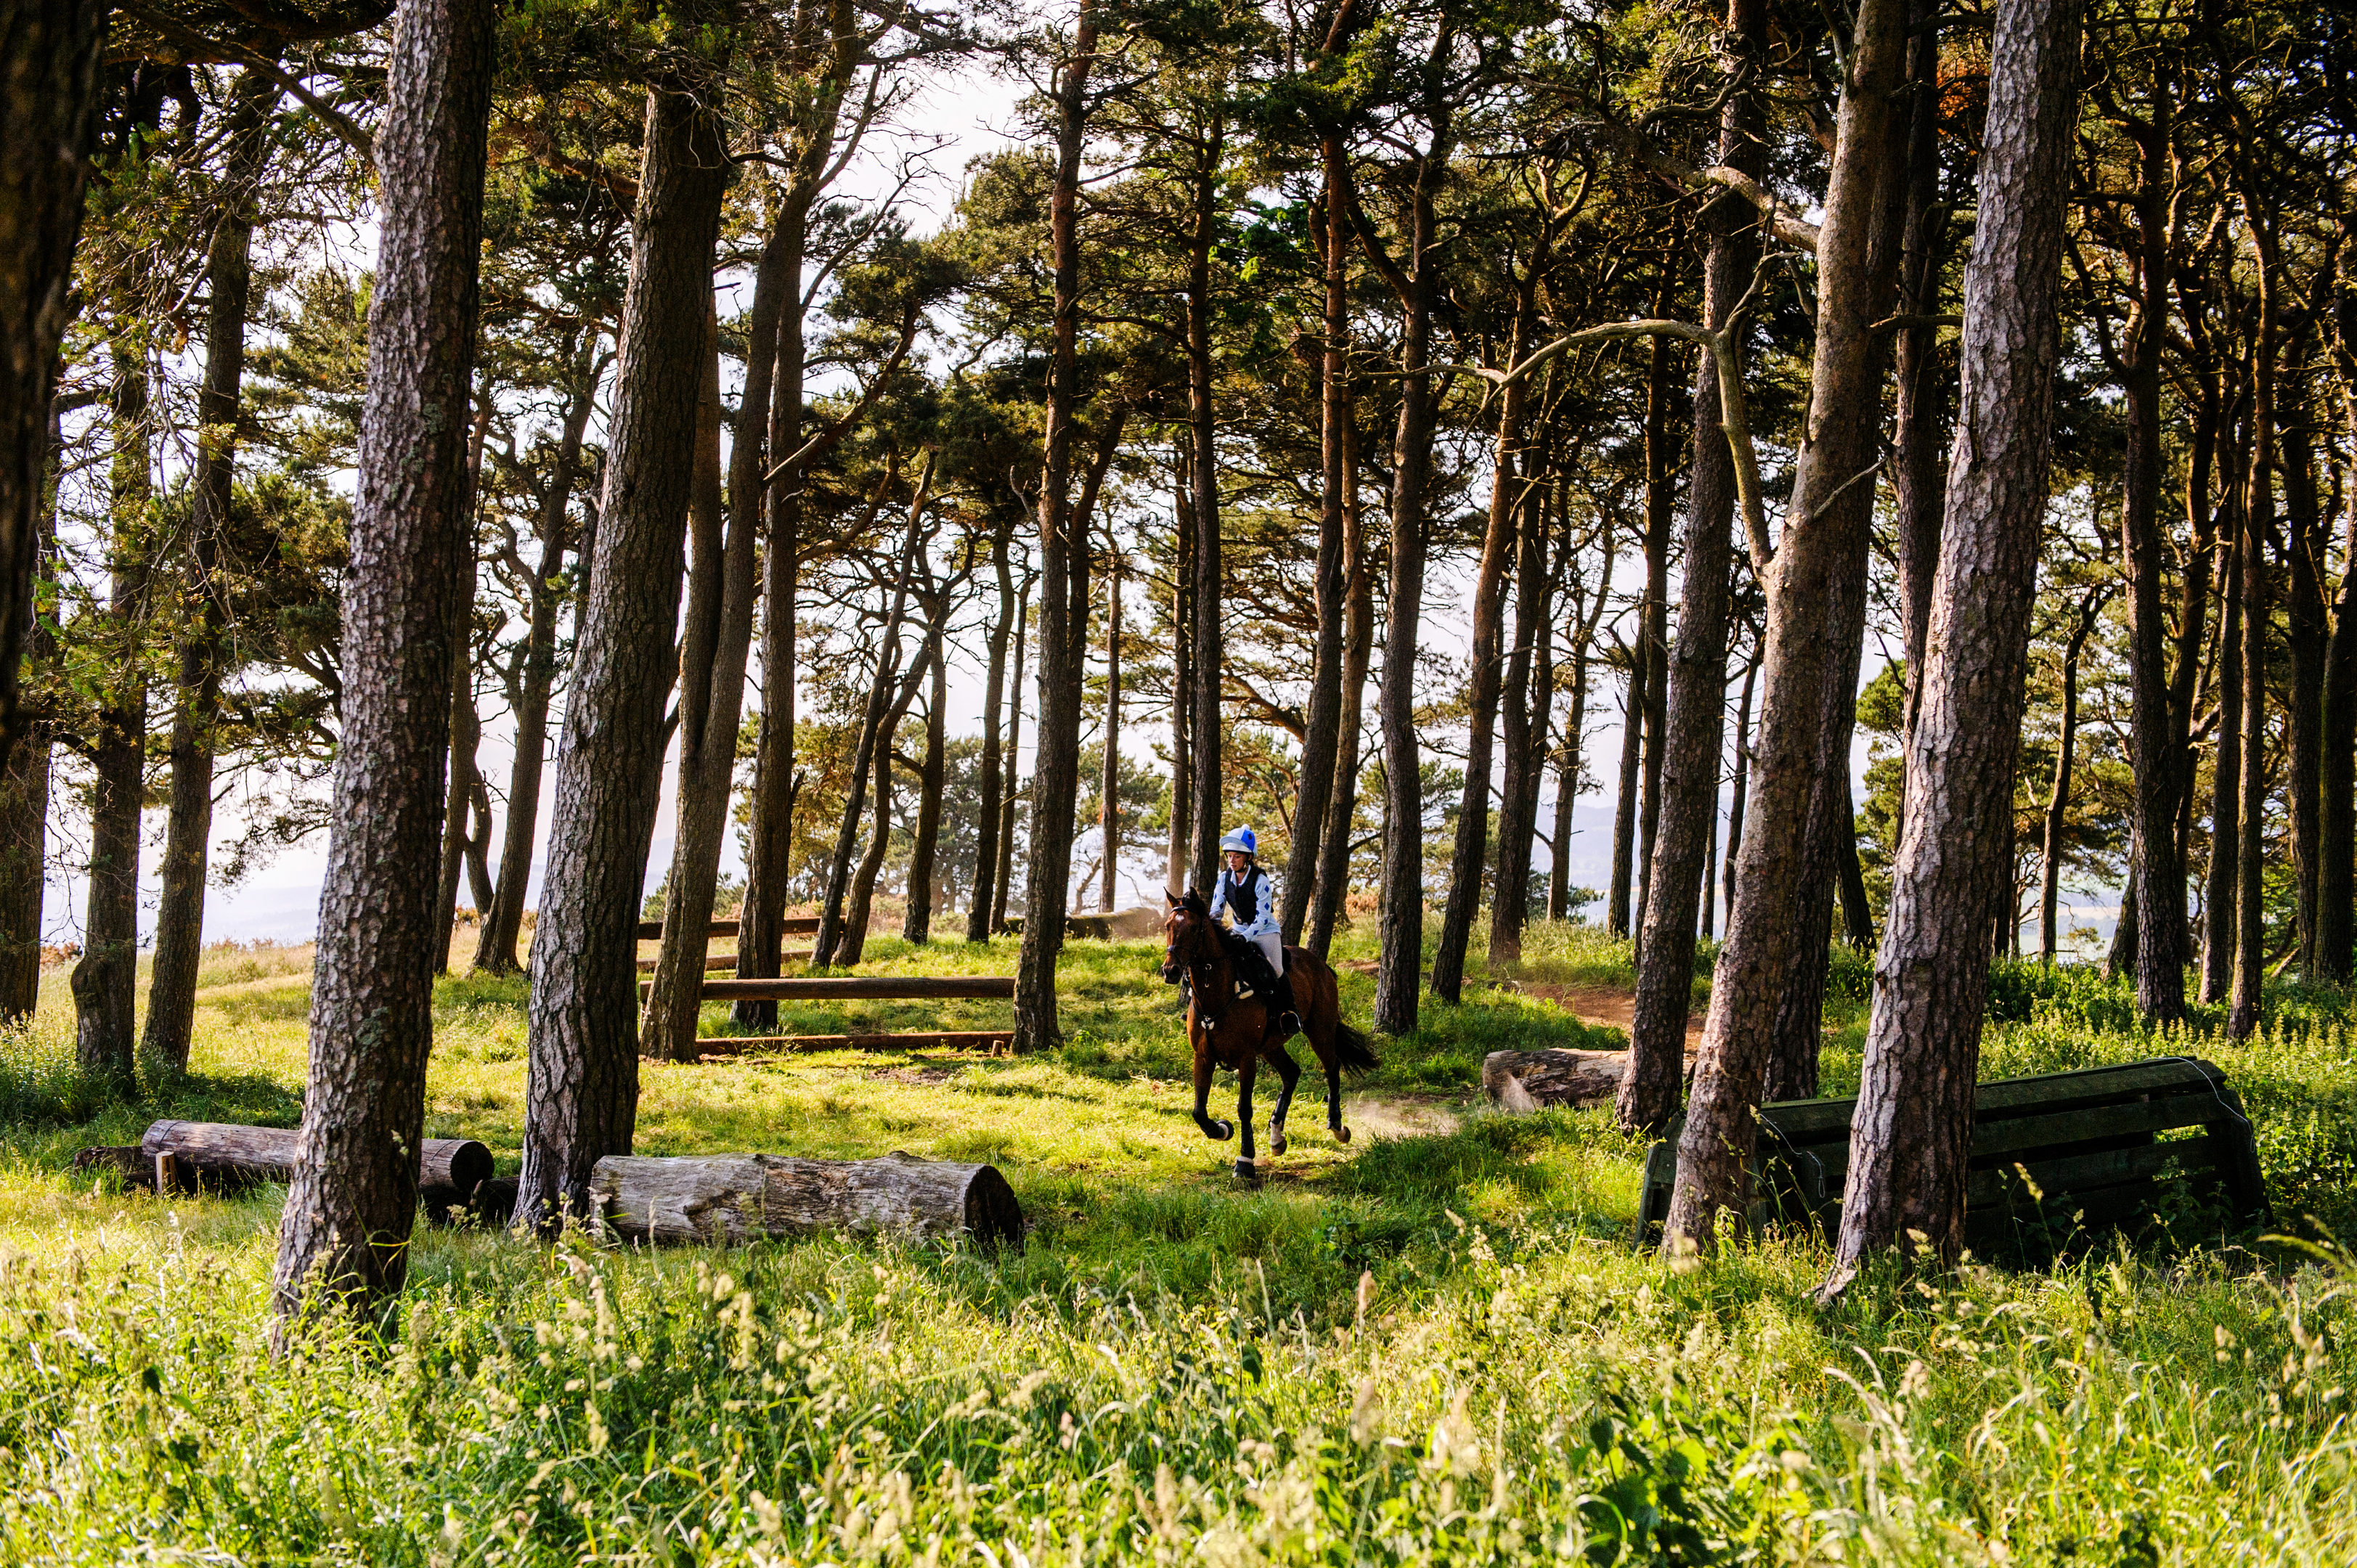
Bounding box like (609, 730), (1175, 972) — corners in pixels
(636, 915), (821, 940)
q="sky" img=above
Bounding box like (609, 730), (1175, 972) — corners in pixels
(33, 48), (2122, 956)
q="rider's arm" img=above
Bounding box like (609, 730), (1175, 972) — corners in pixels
(1252, 872), (1275, 935)
(1207, 877), (1229, 924)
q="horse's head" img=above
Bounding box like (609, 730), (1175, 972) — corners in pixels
(1160, 889), (1213, 984)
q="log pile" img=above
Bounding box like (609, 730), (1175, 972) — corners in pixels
(589, 1151), (1022, 1249)
(1482, 1049), (1629, 1111)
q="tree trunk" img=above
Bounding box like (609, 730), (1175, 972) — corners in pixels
(146, 68), (277, 1069)
(1308, 420), (1370, 960)
(994, 579), (1029, 936)
(2108, 852), (2138, 977)
(1184, 117), (1228, 900)
(839, 696), (903, 968)
(433, 620), (484, 971)
(1663, 0), (1912, 1257)
(1632, 327), (1677, 960)
(73, 348), (150, 1082)
(0, 0), (105, 769)
(1606, 637), (1645, 939)
(2039, 599), (2096, 961)
(1099, 547), (1120, 912)
(967, 510), (1017, 939)
(1721, 640), (1759, 933)
(1432, 345), (1531, 1001)
(1621, 0), (1764, 1128)
(1283, 137), (1353, 945)
(905, 637), (947, 940)
(2202, 529), (2242, 1003)
(2319, 367), (2357, 982)
(1550, 537), (1613, 924)
(2282, 413), (2325, 978)
(1489, 436), (1557, 965)
(0, 727), (44, 1021)
(1013, 12), (1098, 1054)
(1828, 0), (2083, 1275)
(1168, 450), (1192, 896)
(1371, 118), (1451, 1038)
(2117, 80), (2189, 1025)
(475, 346), (597, 975)
(1892, 0), (1947, 727)
(588, 1151), (1019, 1249)
(518, 79), (728, 1233)
(270, 0), (494, 1319)
(643, 227), (783, 1058)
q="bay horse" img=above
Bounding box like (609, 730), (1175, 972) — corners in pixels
(1160, 889), (1379, 1180)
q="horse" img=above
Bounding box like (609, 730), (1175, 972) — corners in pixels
(1160, 889), (1380, 1180)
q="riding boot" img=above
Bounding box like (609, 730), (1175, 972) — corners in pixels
(1272, 973), (1301, 1037)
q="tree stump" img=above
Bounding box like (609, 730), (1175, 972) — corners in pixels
(588, 1151), (1021, 1250)
(1482, 1049), (1629, 1111)
(139, 1119), (494, 1194)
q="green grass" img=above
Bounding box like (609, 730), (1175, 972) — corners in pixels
(1, 925), (2354, 1564)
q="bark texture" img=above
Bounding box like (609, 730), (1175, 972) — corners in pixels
(518, 81), (728, 1231)
(1830, 0), (2082, 1273)
(588, 1151), (1020, 1250)
(1308, 420), (1371, 960)
(0, 0), (105, 767)
(269, 0), (494, 1318)
(1619, 0), (1764, 1132)
(1663, 0), (1910, 1255)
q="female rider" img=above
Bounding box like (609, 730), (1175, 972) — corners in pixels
(1208, 826), (1299, 1034)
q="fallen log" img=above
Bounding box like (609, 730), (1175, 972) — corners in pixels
(73, 1145), (155, 1187)
(643, 975), (1016, 1002)
(635, 950), (812, 973)
(139, 1119), (494, 1194)
(1482, 1049), (1629, 1111)
(691, 1030), (1013, 1059)
(589, 1151), (1021, 1250)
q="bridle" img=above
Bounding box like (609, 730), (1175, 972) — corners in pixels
(1162, 903), (1230, 1031)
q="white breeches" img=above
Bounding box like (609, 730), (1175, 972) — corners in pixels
(1249, 932), (1284, 973)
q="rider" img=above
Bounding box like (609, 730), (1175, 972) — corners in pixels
(1208, 827), (1300, 1034)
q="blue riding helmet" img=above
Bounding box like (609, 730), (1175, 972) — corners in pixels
(1218, 826), (1256, 857)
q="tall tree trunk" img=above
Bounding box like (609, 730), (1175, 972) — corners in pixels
(1489, 438), (1557, 964)
(433, 622), (484, 969)
(1549, 535), (1613, 923)
(2108, 852), (2138, 976)
(1892, 0), (1947, 727)
(1828, 0), (2083, 1275)
(2229, 203), (2280, 1040)
(1632, 328), (1676, 959)
(1283, 136), (1353, 944)
(1371, 106), (1452, 1038)
(1432, 337), (1531, 1000)
(1184, 117), (1228, 900)
(2202, 528), (2243, 1003)
(475, 347), (596, 975)
(145, 68), (277, 1068)
(967, 510), (1017, 939)
(2319, 377), (2357, 984)
(905, 636), (947, 941)
(1014, 12), (1098, 1054)
(1663, 0), (1912, 1256)
(0, 0), (104, 769)
(815, 465), (925, 966)
(842, 658), (925, 968)
(0, 402), (52, 1020)
(643, 223), (787, 1058)
(2119, 80), (2189, 1024)
(1621, 0), (1764, 1128)
(1308, 421), (1370, 959)
(73, 348), (150, 1082)
(2040, 597), (2096, 960)
(2282, 412), (2325, 978)
(1606, 636), (1645, 938)
(995, 578), (1029, 935)
(1168, 449), (1192, 896)
(269, 0), (493, 1319)
(1099, 547), (1120, 911)
(1722, 639), (1759, 931)
(518, 78), (728, 1231)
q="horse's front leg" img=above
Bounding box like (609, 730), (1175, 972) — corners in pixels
(1190, 1016), (1233, 1141)
(1261, 1041), (1300, 1156)
(1234, 1053), (1260, 1182)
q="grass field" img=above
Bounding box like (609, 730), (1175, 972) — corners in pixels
(1, 921), (2353, 1564)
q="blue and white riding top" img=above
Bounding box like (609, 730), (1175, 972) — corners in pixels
(1209, 864), (1279, 941)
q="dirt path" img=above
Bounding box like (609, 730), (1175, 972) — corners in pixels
(1335, 961), (1703, 1048)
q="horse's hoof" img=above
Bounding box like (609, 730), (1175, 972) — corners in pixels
(1202, 1119), (1234, 1142)
(1234, 1159), (1260, 1183)
(1334, 1124), (1351, 1143)
(1269, 1130), (1288, 1156)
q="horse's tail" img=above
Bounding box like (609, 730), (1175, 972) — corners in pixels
(1331, 1020), (1380, 1077)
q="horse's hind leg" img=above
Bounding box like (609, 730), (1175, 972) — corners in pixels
(1261, 1041), (1300, 1156)
(1315, 971), (1351, 1143)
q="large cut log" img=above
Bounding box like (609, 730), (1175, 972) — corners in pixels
(73, 1145), (155, 1188)
(1483, 1049), (1629, 1111)
(642, 975), (1017, 1001)
(691, 1029), (1013, 1058)
(139, 1119), (494, 1193)
(589, 1151), (1022, 1249)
